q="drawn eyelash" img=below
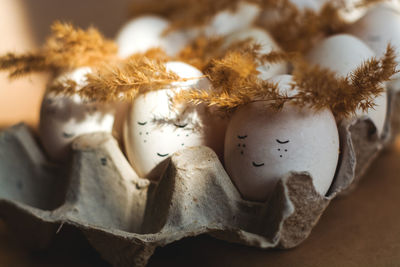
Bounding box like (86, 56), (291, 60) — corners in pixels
(252, 162), (265, 167)
(174, 123), (188, 128)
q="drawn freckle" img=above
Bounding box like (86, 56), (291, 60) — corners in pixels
(177, 134), (180, 137)
(181, 143), (184, 146)
(238, 144), (241, 147)
(144, 140), (147, 143)
(139, 132), (142, 135)
(278, 149), (281, 151)
(146, 132), (149, 135)
(280, 155), (282, 158)
(285, 149), (287, 152)
(241, 151), (244, 155)
(186, 134), (189, 137)
(243, 144), (246, 147)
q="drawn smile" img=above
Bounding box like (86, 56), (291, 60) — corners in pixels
(157, 153), (169, 157)
(252, 161), (265, 167)
(276, 139), (289, 144)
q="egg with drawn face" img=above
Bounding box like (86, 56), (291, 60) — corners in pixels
(223, 27), (288, 80)
(224, 75), (339, 202)
(124, 61), (225, 180)
(116, 15), (190, 58)
(307, 34), (387, 136)
(347, 5), (400, 91)
(39, 67), (115, 162)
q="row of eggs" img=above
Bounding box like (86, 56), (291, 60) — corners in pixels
(39, 3), (400, 202)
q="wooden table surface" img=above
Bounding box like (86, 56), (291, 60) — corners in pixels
(1, 141), (400, 267)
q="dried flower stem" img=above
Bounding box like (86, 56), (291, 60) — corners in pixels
(0, 21), (117, 79)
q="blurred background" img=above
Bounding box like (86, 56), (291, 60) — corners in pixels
(2, 1), (400, 266)
(0, 0), (132, 129)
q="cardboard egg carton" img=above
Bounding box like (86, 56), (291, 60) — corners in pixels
(0, 89), (399, 267)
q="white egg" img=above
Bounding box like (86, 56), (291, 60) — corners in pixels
(224, 75), (339, 202)
(39, 67), (115, 162)
(307, 34), (387, 136)
(288, 0), (329, 11)
(223, 27), (288, 80)
(123, 61), (226, 180)
(115, 15), (190, 57)
(204, 1), (261, 37)
(259, 0), (329, 26)
(347, 5), (400, 90)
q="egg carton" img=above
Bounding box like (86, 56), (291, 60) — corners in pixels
(0, 89), (399, 267)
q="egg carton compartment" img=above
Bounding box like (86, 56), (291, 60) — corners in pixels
(0, 88), (399, 267)
(334, 88), (400, 195)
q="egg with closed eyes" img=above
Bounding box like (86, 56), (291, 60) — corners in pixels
(224, 75), (339, 202)
(307, 34), (387, 136)
(123, 61), (226, 180)
(223, 27), (288, 80)
(116, 15), (190, 58)
(347, 5), (400, 91)
(39, 67), (115, 162)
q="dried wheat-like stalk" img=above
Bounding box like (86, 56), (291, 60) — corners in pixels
(0, 21), (117, 78)
(49, 54), (203, 102)
(176, 44), (398, 118)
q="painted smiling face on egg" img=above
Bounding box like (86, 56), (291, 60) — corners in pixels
(39, 67), (115, 162)
(224, 75), (339, 202)
(123, 61), (224, 180)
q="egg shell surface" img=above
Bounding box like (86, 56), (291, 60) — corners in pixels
(123, 61), (226, 180)
(307, 34), (387, 135)
(39, 67), (115, 162)
(223, 27), (288, 80)
(115, 15), (189, 57)
(204, 1), (261, 37)
(347, 6), (400, 90)
(224, 75), (339, 202)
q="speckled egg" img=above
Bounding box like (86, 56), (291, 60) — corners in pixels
(39, 67), (115, 162)
(224, 75), (339, 202)
(123, 61), (226, 180)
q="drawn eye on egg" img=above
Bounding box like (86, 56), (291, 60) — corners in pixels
(173, 123), (188, 128)
(137, 121), (147, 126)
(252, 162), (264, 167)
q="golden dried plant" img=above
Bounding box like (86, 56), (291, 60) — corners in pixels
(175, 44), (398, 119)
(49, 54), (199, 102)
(260, 0), (387, 53)
(0, 21), (117, 78)
(177, 36), (225, 71)
(129, 0), (249, 32)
